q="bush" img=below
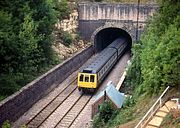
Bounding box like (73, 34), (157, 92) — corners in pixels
(124, 0), (180, 96)
(2, 120), (11, 128)
(0, 74), (21, 96)
(92, 101), (117, 128)
(61, 30), (73, 46)
(124, 42), (142, 95)
(0, 0), (60, 100)
(123, 96), (135, 108)
(99, 101), (115, 123)
(92, 113), (105, 128)
(75, 33), (81, 41)
(53, 0), (70, 20)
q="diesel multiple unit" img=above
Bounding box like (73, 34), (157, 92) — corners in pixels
(77, 38), (128, 92)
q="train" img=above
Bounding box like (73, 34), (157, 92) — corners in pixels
(77, 37), (129, 92)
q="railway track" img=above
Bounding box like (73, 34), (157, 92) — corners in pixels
(38, 89), (92, 128)
(26, 79), (77, 128)
(13, 52), (131, 128)
(13, 57), (97, 128)
(25, 78), (93, 128)
(55, 94), (92, 128)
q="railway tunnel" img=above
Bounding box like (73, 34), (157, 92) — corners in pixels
(93, 27), (132, 53)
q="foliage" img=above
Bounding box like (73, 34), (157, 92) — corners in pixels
(105, 96), (136, 128)
(107, 106), (135, 127)
(92, 114), (105, 128)
(0, 95), (5, 101)
(60, 30), (73, 47)
(53, 0), (70, 20)
(160, 109), (180, 128)
(106, 95), (157, 128)
(92, 101), (117, 128)
(123, 96), (136, 108)
(0, 0), (66, 100)
(138, 0), (180, 95)
(124, 42), (143, 96)
(101, 1), (180, 127)
(2, 120), (11, 128)
(99, 101), (116, 123)
(75, 33), (81, 41)
(125, 0), (180, 96)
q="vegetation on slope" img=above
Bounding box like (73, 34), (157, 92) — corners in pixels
(160, 109), (180, 128)
(0, 0), (70, 101)
(93, 0), (180, 127)
(92, 101), (118, 128)
(76, 0), (155, 3)
(130, 0), (180, 96)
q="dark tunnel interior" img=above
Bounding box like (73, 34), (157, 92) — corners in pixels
(94, 27), (132, 52)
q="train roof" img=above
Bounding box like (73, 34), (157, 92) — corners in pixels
(81, 48), (116, 73)
(80, 37), (128, 74)
(107, 38), (126, 49)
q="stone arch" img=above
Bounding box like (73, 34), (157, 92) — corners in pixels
(91, 22), (134, 52)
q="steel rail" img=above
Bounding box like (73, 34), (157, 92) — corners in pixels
(26, 79), (77, 128)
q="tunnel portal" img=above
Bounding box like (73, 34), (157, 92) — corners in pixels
(93, 27), (132, 53)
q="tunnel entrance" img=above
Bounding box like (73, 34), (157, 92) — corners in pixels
(93, 27), (132, 52)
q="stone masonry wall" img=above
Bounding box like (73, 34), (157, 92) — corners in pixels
(78, 3), (157, 22)
(55, 10), (78, 33)
(78, 3), (158, 41)
(0, 46), (94, 126)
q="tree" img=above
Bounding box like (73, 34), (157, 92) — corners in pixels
(0, 0), (58, 98)
(126, 0), (180, 95)
(53, 0), (70, 20)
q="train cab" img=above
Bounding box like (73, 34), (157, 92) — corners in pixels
(77, 68), (97, 92)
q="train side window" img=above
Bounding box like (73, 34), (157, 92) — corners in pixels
(85, 76), (89, 82)
(90, 75), (94, 82)
(80, 74), (84, 81)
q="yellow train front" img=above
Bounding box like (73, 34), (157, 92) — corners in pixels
(77, 37), (128, 93)
(78, 70), (97, 92)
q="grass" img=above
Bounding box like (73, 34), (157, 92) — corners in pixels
(0, 95), (6, 101)
(160, 109), (180, 128)
(106, 95), (158, 128)
(105, 87), (180, 128)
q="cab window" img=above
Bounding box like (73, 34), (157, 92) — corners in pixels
(90, 75), (95, 82)
(85, 75), (89, 82)
(80, 74), (84, 81)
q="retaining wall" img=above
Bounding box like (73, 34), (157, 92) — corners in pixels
(0, 46), (94, 126)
